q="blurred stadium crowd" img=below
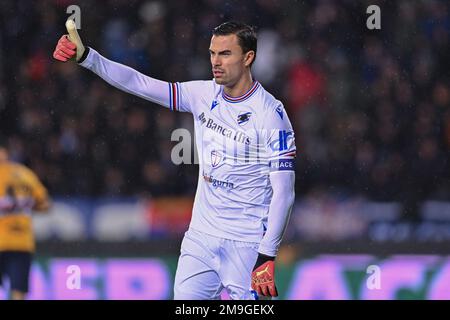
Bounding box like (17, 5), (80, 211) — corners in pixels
(0, 0), (449, 221)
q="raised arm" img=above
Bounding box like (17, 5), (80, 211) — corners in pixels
(53, 34), (184, 112)
(78, 47), (171, 108)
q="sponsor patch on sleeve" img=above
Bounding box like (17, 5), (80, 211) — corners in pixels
(269, 158), (296, 172)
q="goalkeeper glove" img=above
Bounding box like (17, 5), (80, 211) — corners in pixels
(53, 35), (77, 62)
(54, 20), (87, 62)
(251, 253), (278, 297)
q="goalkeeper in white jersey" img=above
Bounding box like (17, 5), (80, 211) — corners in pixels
(53, 21), (296, 300)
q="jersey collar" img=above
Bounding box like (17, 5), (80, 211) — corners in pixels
(222, 81), (260, 103)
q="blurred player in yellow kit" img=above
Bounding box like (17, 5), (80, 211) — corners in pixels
(0, 141), (51, 300)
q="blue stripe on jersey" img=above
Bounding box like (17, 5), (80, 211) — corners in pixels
(279, 130), (283, 151)
(168, 83), (173, 111)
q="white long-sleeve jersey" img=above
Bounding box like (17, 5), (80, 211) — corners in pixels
(80, 48), (296, 254)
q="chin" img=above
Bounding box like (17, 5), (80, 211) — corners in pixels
(214, 77), (227, 85)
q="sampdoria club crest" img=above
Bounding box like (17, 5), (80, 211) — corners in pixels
(211, 150), (222, 167)
(237, 111), (252, 125)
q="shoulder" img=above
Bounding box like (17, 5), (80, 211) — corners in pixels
(180, 79), (219, 94)
(11, 163), (39, 181)
(255, 83), (288, 125)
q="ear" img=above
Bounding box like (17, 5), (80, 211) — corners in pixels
(244, 51), (255, 67)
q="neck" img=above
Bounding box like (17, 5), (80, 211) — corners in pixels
(223, 72), (254, 97)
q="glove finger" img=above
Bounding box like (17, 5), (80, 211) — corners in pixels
(58, 35), (69, 44)
(53, 52), (68, 62)
(61, 37), (77, 50)
(268, 284), (278, 297)
(59, 40), (76, 50)
(55, 49), (72, 59)
(260, 285), (269, 297)
(255, 285), (263, 297)
(57, 44), (76, 56)
(55, 54), (69, 62)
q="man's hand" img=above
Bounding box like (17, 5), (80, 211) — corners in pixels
(53, 20), (86, 62)
(251, 254), (278, 297)
(53, 35), (77, 62)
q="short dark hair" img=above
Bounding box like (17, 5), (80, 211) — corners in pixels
(212, 21), (257, 65)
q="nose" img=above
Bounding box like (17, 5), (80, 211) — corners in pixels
(211, 54), (221, 67)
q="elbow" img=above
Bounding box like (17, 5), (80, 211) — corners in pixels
(287, 191), (295, 208)
(273, 188), (295, 207)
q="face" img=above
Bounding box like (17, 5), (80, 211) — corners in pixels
(209, 34), (254, 86)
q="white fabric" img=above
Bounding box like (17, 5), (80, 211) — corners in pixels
(174, 228), (258, 300)
(258, 171), (295, 256)
(80, 48), (296, 253)
(79, 48), (170, 107)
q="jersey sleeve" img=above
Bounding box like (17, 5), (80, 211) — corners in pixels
(168, 80), (211, 114)
(262, 103), (296, 172)
(79, 47), (204, 114)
